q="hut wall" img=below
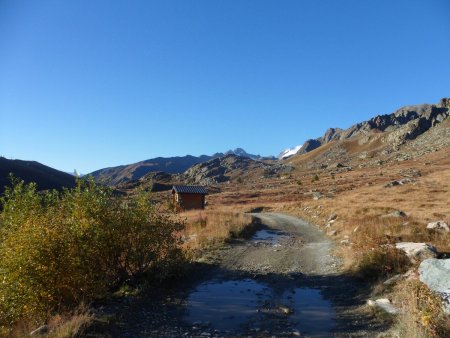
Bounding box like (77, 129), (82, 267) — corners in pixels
(178, 193), (205, 210)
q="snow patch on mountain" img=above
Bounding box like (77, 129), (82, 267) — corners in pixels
(278, 145), (302, 159)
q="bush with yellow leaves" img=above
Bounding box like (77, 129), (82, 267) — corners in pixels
(0, 177), (185, 328)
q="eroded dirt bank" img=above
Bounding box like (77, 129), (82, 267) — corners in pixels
(87, 213), (389, 337)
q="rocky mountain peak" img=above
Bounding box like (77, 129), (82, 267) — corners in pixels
(439, 97), (450, 109)
(278, 145), (303, 159)
(289, 98), (449, 158)
(323, 128), (344, 143)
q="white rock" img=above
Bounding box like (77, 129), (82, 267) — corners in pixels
(427, 221), (450, 232)
(395, 242), (438, 261)
(367, 298), (400, 315)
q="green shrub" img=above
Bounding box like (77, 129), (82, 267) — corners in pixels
(311, 174), (319, 182)
(0, 177), (185, 327)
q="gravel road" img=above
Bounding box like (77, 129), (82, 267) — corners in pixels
(87, 213), (389, 337)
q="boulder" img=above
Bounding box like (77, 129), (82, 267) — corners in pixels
(312, 192), (322, 200)
(395, 242), (438, 261)
(427, 221), (450, 233)
(382, 210), (407, 218)
(383, 178), (413, 188)
(419, 258), (450, 314)
(367, 298), (400, 315)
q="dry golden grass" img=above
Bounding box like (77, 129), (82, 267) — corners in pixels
(147, 145), (450, 333)
(390, 279), (450, 337)
(45, 310), (92, 338)
(1, 306), (92, 338)
(197, 147), (450, 280)
(218, 146), (449, 334)
(340, 133), (384, 155)
(179, 206), (253, 254)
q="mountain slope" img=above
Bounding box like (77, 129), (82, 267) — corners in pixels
(0, 157), (76, 194)
(182, 154), (292, 185)
(295, 98), (450, 156)
(89, 155), (215, 186)
(89, 148), (275, 186)
(288, 98), (450, 170)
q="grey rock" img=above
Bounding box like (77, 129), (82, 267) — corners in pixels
(329, 162), (346, 169)
(427, 221), (450, 233)
(312, 192), (322, 200)
(383, 178), (413, 188)
(419, 258), (450, 314)
(395, 242), (438, 261)
(383, 210), (407, 218)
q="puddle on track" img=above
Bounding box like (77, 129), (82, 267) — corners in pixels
(283, 288), (336, 335)
(251, 229), (287, 245)
(184, 279), (270, 331)
(184, 279), (336, 335)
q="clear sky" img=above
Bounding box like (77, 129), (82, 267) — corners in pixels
(1, 0), (449, 173)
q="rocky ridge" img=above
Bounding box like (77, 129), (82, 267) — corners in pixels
(183, 154), (292, 185)
(115, 154), (293, 191)
(90, 149), (274, 186)
(295, 98), (449, 156)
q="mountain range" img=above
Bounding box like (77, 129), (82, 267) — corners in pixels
(89, 148), (274, 186)
(1, 97), (449, 194)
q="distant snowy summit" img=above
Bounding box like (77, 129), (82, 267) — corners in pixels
(278, 145), (302, 159)
(215, 148), (275, 160)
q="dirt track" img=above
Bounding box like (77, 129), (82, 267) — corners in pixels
(87, 213), (388, 337)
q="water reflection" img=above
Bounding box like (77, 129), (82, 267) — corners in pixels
(184, 279), (335, 335)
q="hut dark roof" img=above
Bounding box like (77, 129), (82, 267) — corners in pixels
(172, 185), (208, 195)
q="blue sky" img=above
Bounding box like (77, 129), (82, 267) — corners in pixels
(1, 0), (449, 173)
